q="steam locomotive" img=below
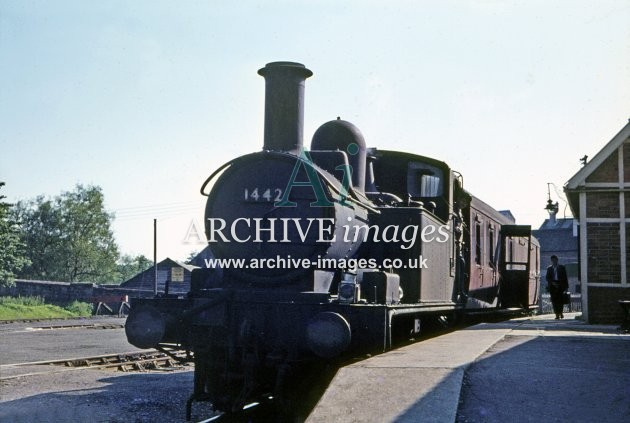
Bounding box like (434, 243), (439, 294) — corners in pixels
(125, 61), (539, 418)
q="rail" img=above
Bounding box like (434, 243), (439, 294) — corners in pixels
(0, 350), (191, 380)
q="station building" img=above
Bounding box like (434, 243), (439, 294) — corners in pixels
(564, 120), (630, 323)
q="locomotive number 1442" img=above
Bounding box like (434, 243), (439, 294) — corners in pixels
(244, 188), (283, 202)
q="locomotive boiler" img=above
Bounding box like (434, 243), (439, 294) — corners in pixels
(125, 61), (540, 418)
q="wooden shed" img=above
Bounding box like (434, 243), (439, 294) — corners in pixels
(121, 258), (198, 294)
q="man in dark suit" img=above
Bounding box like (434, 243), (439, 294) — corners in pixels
(545, 255), (569, 319)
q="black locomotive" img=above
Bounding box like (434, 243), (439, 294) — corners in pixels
(125, 61), (540, 418)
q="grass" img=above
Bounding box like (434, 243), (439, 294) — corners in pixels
(0, 296), (94, 320)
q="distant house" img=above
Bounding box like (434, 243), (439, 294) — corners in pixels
(121, 258), (198, 294)
(564, 120), (630, 323)
(532, 215), (579, 293)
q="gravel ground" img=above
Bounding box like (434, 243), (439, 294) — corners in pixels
(0, 317), (142, 366)
(0, 367), (218, 422)
(0, 317), (218, 422)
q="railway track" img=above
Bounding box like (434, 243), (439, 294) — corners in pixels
(0, 322), (125, 336)
(0, 350), (191, 380)
(23, 322), (124, 330)
(0, 316), (122, 324)
(0, 315), (127, 335)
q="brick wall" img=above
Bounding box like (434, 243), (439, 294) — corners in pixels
(0, 279), (156, 306)
(586, 192), (620, 218)
(586, 223), (621, 283)
(586, 153), (619, 183)
(588, 286), (630, 324)
(0, 280), (95, 304)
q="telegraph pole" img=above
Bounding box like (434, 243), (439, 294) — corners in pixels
(153, 218), (158, 296)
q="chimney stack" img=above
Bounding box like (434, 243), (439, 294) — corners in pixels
(258, 62), (313, 153)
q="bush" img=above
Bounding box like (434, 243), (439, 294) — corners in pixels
(63, 300), (93, 316)
(0, 296), (93, 320)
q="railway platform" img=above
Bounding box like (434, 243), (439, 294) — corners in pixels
(306, 313), (630, 423)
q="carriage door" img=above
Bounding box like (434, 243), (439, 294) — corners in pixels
(499, 225), (532, 308)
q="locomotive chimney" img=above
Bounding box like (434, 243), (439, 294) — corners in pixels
(258, 61), (313, 153)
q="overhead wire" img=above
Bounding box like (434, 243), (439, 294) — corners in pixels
(112, 201), (204, 221)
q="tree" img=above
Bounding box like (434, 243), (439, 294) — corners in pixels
(0, 182), (30, 287)
(116, 254), (152, 283)
(184, 250), (199, 265)
(14, 184), (120, 283)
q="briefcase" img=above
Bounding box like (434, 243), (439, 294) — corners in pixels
(563, 292), (571, 304)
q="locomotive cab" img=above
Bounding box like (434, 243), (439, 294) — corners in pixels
(367, 149), (453, 223)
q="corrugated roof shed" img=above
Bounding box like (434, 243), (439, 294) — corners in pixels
(121, 258), (198, 294)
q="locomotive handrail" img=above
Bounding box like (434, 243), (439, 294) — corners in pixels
(314, 168), (380, 214)
(200, 159), (238, 196)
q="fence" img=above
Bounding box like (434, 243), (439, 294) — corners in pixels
(539, 293), (582, 315)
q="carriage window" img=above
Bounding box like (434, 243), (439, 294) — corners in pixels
(504, 237), (527, 270)
(488, 226), (495, 264)
(475, 222), (482, 265)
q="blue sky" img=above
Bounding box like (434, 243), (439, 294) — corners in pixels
(1, 0), (629, 262)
